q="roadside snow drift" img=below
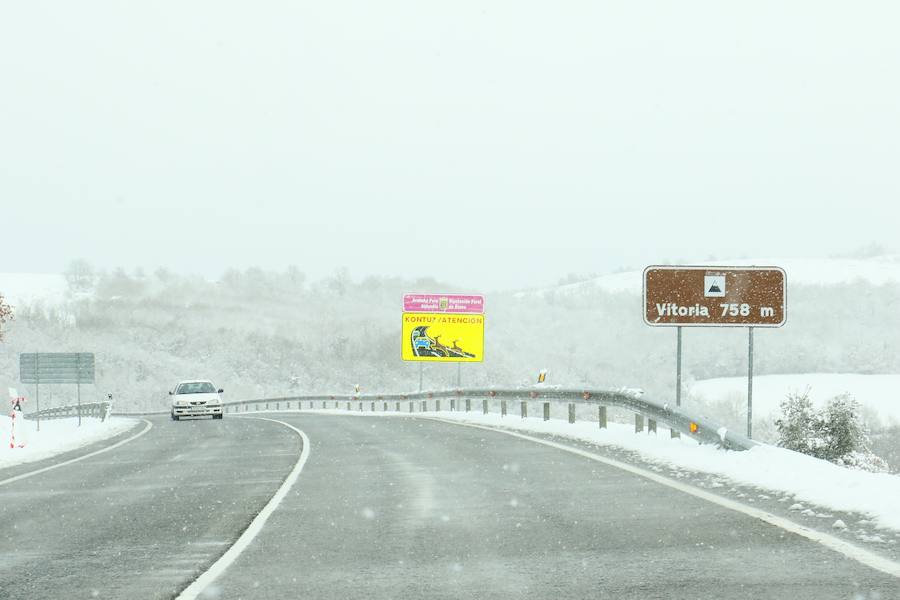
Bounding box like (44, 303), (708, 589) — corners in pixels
(431, 412), (900, 532)
(0, 417), (139, 470)
(691, 373), (900, 427)
(279, 408), (900, 533)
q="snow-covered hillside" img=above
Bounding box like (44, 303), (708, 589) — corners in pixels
(528, 255), (900, 296)
(0, 273), (67, 307)
(690, 373), (900, 427)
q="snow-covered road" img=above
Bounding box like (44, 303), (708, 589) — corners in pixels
(1, 413), (897, 599)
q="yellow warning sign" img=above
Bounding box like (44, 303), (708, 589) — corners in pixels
(401, 312), (484, 362)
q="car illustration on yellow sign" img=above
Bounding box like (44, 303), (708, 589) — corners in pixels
(401, 312), (484, 362)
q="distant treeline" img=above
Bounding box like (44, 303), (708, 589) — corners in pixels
(1, 261), (897, 415)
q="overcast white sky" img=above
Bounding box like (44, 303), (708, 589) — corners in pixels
(1, 1), (898, 291)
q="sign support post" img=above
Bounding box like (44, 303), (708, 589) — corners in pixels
(35, 352), (41, 432)
(418, 363), (423, 392)
(676, 326), (683, 407)
(456, 363), (461, 388)
(77, 353), (82, 427)
(747, 327), (754, 439)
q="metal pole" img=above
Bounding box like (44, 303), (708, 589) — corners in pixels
(35, 353), (41, 432)
(747, 327), (754, 439)
(676, 326), (683, 407)
(456, 363), (461, 388)
(77, 354), (82, 427)
(418, 363), (423, 392)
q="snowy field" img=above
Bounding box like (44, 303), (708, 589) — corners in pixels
(264, 409), (900, 532)
(528, 255), (900, 296)
(690, 373), (900, 427)
(0, 416), (139, 470)
(0, 273), (68, 307)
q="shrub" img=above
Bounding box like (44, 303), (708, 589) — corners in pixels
(775, 390), (888, 472)
(774, 388), (817, 455)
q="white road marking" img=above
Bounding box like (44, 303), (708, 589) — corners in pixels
(425, 417), (900, 580)
(175, 417), (310, 600)
(0, 419), (154, 488)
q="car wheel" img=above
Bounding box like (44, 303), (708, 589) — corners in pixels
(172, 413), (179, 421)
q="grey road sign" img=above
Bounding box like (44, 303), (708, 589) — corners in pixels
(20, 353), (96, 384)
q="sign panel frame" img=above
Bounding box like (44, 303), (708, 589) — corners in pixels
(643, 266), (786, 328)
(401, 312), (485, 363)
(402, 293), (485, 314)
(19, 352), (96, 384)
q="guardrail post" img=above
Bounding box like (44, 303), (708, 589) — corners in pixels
(395, 401), (400, 412)
(358, 402), (363, 411)
(409, 401), (414, 413)
(670, 429), (680, 439)
(322, 401), (327, 409)
(482, 399), (488, 415)
(648, 419), (657, 434)
(370, 402), (375, 411)
(275, 402), (280, 410)
(568, 403), (576, 424)
(543, 402), (550, 421)
(435, 399), (441, 411)
(521, 401), (527, 418)
(265, 402), (270, 410)
(421, 400), (427, 412)
(501, 400), (507, 417)
(465, 398), (471, 412)
(450, 399), (456, 411)
(635, 414), (644, 433)
(383, 401), (388, 411)
(346, 402), (351, 411)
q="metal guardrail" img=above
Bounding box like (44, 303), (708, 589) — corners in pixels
(26, 401), (112, 422)
(218, 388), (757, 451)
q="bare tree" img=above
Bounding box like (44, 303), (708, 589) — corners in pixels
(64, 259), (97, 292)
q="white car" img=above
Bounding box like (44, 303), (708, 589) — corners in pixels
(170, 380), (224, 420)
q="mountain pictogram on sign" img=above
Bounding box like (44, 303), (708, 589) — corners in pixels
(704, 275), (726, 297)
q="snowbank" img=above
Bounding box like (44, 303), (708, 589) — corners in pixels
(0, 416), (139, 471)
(691, 373), (900, 427)
(428, 411), (900, 531)
(0, 273), (68, 307)
(281, 408), (900, 532)
(525, 255), (900, 297)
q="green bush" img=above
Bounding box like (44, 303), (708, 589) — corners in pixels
(775, 390), (888, 472)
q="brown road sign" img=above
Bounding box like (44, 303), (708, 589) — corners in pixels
(643, 266), (786, 327)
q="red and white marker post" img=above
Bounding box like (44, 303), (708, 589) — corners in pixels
(8, 388), (27, 449)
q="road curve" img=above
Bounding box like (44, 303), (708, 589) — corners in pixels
(0, 416), (300, 600)
(208, 414), (897, 600)
(0, 413), (897, 599)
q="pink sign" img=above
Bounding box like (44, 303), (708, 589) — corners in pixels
(403, 293), (484, 314)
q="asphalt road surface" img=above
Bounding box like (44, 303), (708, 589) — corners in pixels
(1, 413), (897, 599)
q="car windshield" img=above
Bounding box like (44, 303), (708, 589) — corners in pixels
(176, 382), (216, 395)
